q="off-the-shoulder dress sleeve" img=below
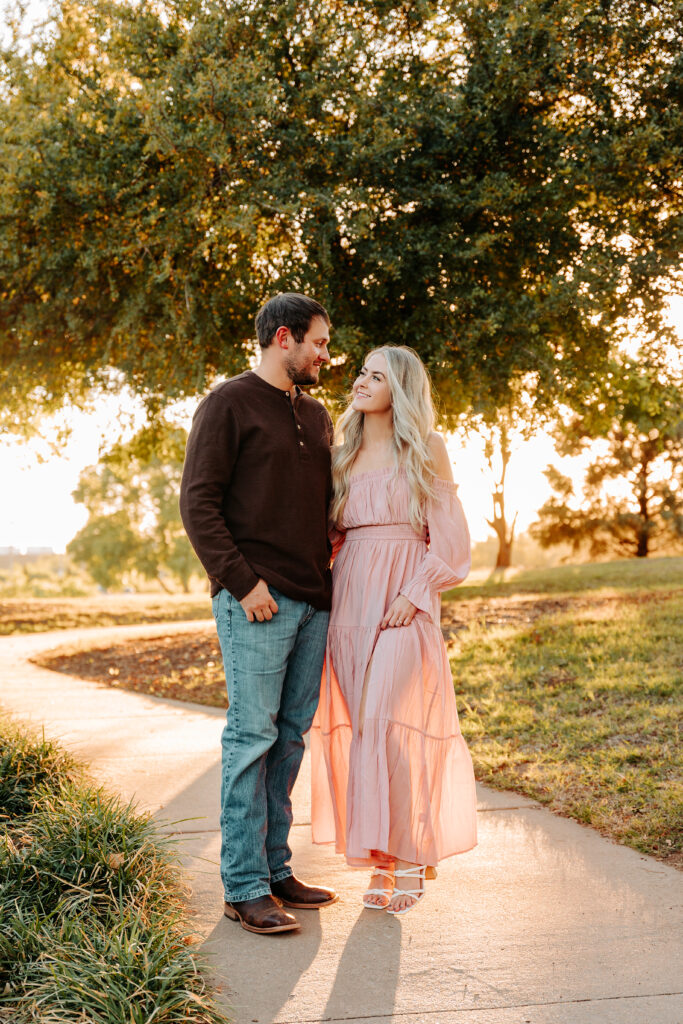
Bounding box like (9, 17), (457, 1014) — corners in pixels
(399, 478), (471, 615)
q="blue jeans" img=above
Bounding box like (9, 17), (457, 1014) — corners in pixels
(212, 586), (329, 903)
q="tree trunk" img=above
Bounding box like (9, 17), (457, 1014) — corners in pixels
(156, 573), (173, 594)
(488, 486), (518, 568)
(486, 424), (518, 569)
(635, 449), (652, 558)
(495, 533), (515, 569)
(635, 529), (649, 558)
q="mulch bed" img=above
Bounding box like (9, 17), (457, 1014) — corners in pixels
(33, 629), (227, 707)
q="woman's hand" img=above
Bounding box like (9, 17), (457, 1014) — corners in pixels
(329, 525), (346, 561)
(380, 595), (418, 630)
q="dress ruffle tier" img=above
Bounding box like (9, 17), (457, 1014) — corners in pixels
(311, 468), (478, 867)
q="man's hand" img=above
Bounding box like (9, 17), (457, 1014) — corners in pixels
(380, 595), (418, 630)
(240, 579), (279, 622)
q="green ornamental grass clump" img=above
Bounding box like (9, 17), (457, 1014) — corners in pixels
(0, 727), (77, 819)
(0, 721), (228, 1024)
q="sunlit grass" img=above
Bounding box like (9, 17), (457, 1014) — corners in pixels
(445, 554), (683, 600)
(453, 591), (682, 861)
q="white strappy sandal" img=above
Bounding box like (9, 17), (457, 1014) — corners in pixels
(386, 865), (427, 915)
(362, 868), (395, 910)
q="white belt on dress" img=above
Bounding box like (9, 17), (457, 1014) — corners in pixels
(343, 524), (426, 542)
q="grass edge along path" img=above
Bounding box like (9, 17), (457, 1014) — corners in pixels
(0, 717), (230, 1024)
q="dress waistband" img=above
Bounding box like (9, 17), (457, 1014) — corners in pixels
(343, 524), (426, 542)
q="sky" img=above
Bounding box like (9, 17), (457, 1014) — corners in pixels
(0, 414), (556, 551)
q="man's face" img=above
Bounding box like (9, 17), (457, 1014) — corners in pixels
(284, 316), (331, 386)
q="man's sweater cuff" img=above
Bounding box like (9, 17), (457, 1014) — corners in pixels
(212, 567), (260, 602)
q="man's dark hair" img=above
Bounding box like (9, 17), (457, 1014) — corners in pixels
(255, 293), (330, 349)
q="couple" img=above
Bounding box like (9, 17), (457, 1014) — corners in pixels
(180, 293), (477, 935)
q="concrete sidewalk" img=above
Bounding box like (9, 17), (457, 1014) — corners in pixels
(1, 624), (681, 1024)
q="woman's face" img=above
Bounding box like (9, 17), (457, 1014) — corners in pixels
(351, 352), (392, 414)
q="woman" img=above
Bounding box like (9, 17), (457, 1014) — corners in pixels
(310, 345), (478, 915)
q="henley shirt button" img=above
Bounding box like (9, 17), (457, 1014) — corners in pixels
(299, 441), (304, 447)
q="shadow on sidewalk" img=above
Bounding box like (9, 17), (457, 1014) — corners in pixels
(203, 907), (324, 1024)
(320, 909), (401, 1022)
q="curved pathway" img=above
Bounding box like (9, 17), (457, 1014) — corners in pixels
(1, 624), (681, 1024)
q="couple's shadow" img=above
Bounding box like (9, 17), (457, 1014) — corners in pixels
(320, 908), (402, 1022)
(204, 899), (402, 1023)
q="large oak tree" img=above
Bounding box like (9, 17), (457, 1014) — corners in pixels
(1, 0), (681, 432)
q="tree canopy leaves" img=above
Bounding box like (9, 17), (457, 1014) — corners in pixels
(531, 358), (683, 557)
(67, 420), (200, 589)
(1, 0), (681, 431)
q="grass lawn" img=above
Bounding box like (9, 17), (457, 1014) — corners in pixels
(444, 553), (683, 600)
(29, 557), (683, 866)
(0, 592), (212, 635)
(451, 589), (682, 867)
(0, 719), (228, 1024)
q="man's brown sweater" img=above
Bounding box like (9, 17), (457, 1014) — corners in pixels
(179, 371), (333, 608)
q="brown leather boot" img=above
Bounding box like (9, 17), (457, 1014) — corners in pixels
(223, 894), (300, 934)
(271, 875), (338, 909)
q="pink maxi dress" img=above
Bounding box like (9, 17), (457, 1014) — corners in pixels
(311, 467), (478, 868)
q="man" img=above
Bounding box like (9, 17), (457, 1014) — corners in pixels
(180, 293), (337, 935)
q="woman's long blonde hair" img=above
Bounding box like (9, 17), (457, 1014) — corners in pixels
(330, 345), (438, 532)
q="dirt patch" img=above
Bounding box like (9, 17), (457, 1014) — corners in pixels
(33, 629), (227, 708)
